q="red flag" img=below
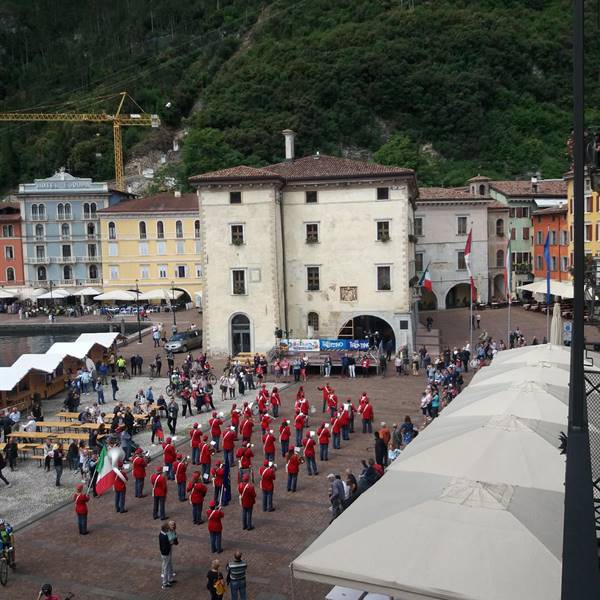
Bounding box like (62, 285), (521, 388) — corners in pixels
(464, 229), (477, 302)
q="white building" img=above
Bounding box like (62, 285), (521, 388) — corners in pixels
(190, 131), (418, 356)
(415, 182), (492, 309)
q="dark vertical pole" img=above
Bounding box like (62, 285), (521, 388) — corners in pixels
(135, 280), (142, 344)
(562, 1), (600, 597)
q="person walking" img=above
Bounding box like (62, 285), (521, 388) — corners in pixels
(113, 461), (128, 513)
(374, 431), (387, 468)
(159, 522), (176, 589)
(285, 449), (301, 492)
(110, 375), (119, 402)
(0, 450), (10, 487)
(166, 398), (178, 436)
(207, 559), (225, 600)
(53, 443), (64, 486)
(151, 466), (168, 520)
(188, 471), (208, 524)
(238, 473), (256, 530)
(163, 436), (177, 480)
(207, 500), (225, 553)
(302, 431), (318, 476)
(317, 422), (330, 461)
(328, 473), (345, 522)
(259, 460), (276, 512)
(132, 448), (147, 498)
(73, 483), (89, 535)
(226, 551), (248, 600)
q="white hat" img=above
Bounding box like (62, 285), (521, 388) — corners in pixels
(230, 426), (236, 431)
(269, 429), (274, 434)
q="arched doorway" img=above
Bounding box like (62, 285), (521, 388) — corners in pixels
(445, 283), (471, 308)
(493, 273), (505, 301)
(231, 314), (251, 355)
(339, 315), (395, 352)
(418, 288), (438, 310)
(172, 288), (192, 304)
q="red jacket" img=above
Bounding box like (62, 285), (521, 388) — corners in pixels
(270, 391), (281, 407)
(297, 398), (309, 415)
(317, 426), (331, 445)
(114, 469), (128, 492)
(259, 466), (276, 492)
(318, 385), (333, 402)
(222, 429), (236, 451)
(263, 433), (276, 454)
(199, 442), (212, 466)
(279, 424), (291, 442)
(162, 443), (176, 465)
(240, 418), (254, 439)
(191, 428), (203, 448)
(211, 465), (225, 488)
(188, 481), (207, 504)
(339, 409), (350, 427)
(151, 472), (167, 497)
(74, 492), (89, 515)
(260, 414), (272, 431)
(294, 413), (306, 431)
(286, 454), (301, 474)
(132, 455), (147, 479)
(362, 403), (374, 421)
(238, 482), (256, 508)
(257, 396), (268, 413)
(175, 461), (187, 484)
(236, 447), (253, 469)
(302, 437), (316, 458)
(209, 417), (223, 437)
(231, 409), (240, 428)
(331, 416), (342, 434)
(207, 508), (224, 532)
(327, 394), (338, 410)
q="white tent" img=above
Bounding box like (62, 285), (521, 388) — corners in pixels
(14, 287), (46, 300)
(12, 353), (65, 374)
(93, 290), (139, 302)
(0, 289), (16, 299)
(490, 343), (570, 368)
(75, 332), (120, 349)
(37, 288), (71, 300)
(291, 345), (567, 600)
(0, 365), (30, 391)
(138, 288), (183, 301)
(45, 341), (93, 360)
(78, 287), (102, 296)
(518, 279), (573, 298)
(469, 363), (570, 388)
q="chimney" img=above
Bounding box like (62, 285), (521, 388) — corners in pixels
(531, 176), (538, 193)
(174, 190), (181, 197)
(282, 129), (296, 160)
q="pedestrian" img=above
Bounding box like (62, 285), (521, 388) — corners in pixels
(374, 431), (387, 467)
(360, 399), (374, 433)
(163, 436), (177, 480)
(132, 448), (147, 498)
(222, 426), (236, 468)
(110, 375), (119, 402)
(190, 422), (203, 465)
(279, 419), (290, 457)
(211, 460), (225, 504)
(53, 443), (64, 486)
(207, 500), (225, 553)
(0, 450), (11, 487)
(259, 460), (276, 512)
(317, 422), (330, 461)
(302, 431), (318, 476)
(73, 483), (89, 535)
(285, 449), (301, 492)
(174, 454), (188, 501)
(95, 379), (105, 405)
(159, 522), (176, 589)
(476, 313), (481, 329)
(327, 473), (345, 522)
(226, 551), (248, 600)
(262, 429), (276, 463)
(167, 398), (178, 436)
(209, 411), (223, 451)
(167, 351), (175, 375)
(188, 471), (208, 524)
(151, 466), (168, 520)
(130, 354), (137, 376)
(113, 460), (128, 513)
(4, 438), (18, 471)
(207, 559), (226, 599)
(152, 326), (161, 348)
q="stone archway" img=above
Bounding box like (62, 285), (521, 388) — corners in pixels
(339, 314), (396, 352)
(493, 274), (505, 301)
(445, 283), (471, 309)
(231, 313), (251, 355)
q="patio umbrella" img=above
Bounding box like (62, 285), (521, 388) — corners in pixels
(550, 302), (563, 345)
(470, 363), (570, 388)
(138, 288), (183, 301)
(93, 290), (139, 302)
(37, 288), (71, 299)
(491, 343), (570, 368)
(0, 289), (16, 299)
(78, 287), (102, 296)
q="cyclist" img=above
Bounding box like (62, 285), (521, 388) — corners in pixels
(37, 583), (61, 600)
(0, 519), (15, 569)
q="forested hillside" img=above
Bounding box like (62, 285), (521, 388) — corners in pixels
(0, 0), (597, 191)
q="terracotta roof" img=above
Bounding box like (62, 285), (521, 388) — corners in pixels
(97, 193), (197, 214)
(532, 204), (567, 216)
(417, 187), (491, 201)
(490, 180), (566, 198)
(467, 175), (491, 182)
(190, 154), (413, 184)
(0, 203), (21, 221)
(487, 202), (510, 211)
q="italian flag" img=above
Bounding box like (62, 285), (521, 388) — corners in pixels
(418, 263), (432, 292)
(95, 446), (117, 496)
(464, 228), (477, 302)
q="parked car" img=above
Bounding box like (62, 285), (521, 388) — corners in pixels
(165, 329), (203, 353)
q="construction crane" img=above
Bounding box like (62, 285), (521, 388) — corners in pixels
(0, 92), (160, 191)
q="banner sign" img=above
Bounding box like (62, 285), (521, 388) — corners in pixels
(319, 339), (370, 351)
(280, 339), (370, 352)
(280, 339), (320, 352)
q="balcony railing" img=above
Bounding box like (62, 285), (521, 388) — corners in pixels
(61, 279), (75, 286)
(77, 255), (98, 263)
(31, 215), (48, 221)
(24, 257), (48, 264)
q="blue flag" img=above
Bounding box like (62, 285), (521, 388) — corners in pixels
(543, 229), (551, 305)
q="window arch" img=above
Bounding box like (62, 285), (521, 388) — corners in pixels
(61, 223), (70, 239)
(308, 311), (319, 332)
(83, 203), (90, 218)
(194, 220), (200, 238)
(87, 222), (95, 237)
(35, 224), (44, 239)
(157, 221), (165, 239)
(90, 203), (97, 216)
(57, 203), (64, 219)
(64, 203), (71, 219)
(479, 184), (486, 196)
(89, 264), (98, 280)
(108, 222), (116, 240)
(496, 249), (504, 268)
(175, 220), (183, 239)
(63, 265), (73, 281)
(496, 218), (505, 237)
(6, 267), (15, 282)
(31, 204), (38, 219)
(37, 266), (47, 281)
(38, 204), (46, 219)
(139, 221), (147, 239)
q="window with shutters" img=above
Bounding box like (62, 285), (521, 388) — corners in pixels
(232, 269), (246, 295)
(231, 225), (245, 245)
(306, 266), (320, 291)
(306, 223), (319, 243)
(376, 265), (391, 291)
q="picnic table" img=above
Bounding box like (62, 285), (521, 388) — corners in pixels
(52, 432), (91, 443)
(55, 411), (83, 420)
(36, 421), (84, 431)
(8, 431), (56, 440)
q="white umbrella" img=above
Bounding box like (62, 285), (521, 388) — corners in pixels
(138, 288), (183, 301)
(37, 288), (71, 299)
(441, 381), (568, 424)
(94, 290), (139, 302)
(491, 343), (570, 368)
(470, 363), (570, 388)
(550, 302), (563, 345)
(0, 289), (16, 299)
(78, 287), (102, 296)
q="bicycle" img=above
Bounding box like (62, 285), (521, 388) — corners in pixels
(0, 546), (14, 586)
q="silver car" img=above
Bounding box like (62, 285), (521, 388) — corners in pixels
(165, 329), (203, 353)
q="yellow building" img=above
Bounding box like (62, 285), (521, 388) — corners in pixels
(97, 192), (202, 306)
(565, 171), (599, 265)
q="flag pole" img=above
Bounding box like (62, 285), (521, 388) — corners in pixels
(545, 225), (551, 342)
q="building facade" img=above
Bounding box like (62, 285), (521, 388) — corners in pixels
(565, 171), (597, 264)
(532, 205), (569, 281)
(97, 192), (202, 304)
(487, 202), (511, 300)
(191, 135), (418, 356)
(18, 169), (128, 288)
(0, 202), (25, 286)
(415, 182), (492, 309)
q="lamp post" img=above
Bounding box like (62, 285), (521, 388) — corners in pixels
(561, 1), (600, 597)
(49, 280), (54, 312)
(135, 279), (142, 344)
(170, 281), (177, 332)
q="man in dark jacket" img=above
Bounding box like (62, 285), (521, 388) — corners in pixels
(374, 431), (387, 467)
(159, 523), (175, 590)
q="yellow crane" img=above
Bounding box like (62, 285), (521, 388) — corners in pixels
(0, 91), (160, 191)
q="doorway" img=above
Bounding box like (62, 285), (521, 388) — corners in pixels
(231, 314), (251, 355)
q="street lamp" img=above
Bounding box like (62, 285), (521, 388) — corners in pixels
(135, 279), (142, 344)
(170, 280), (177, 332)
